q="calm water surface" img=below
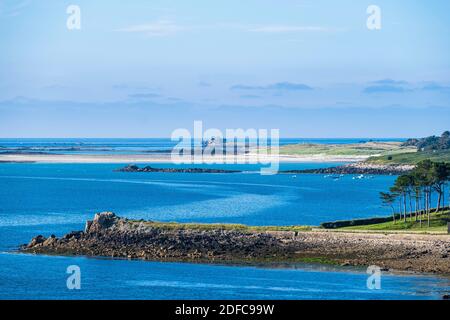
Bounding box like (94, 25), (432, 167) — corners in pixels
(0, 162), (448, 299)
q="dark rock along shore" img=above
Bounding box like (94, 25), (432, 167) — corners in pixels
(115, 164), (241, 174)
(116, 163), (413, 176)
(281, 163), (415, 175)
(21, 212), (450, 275)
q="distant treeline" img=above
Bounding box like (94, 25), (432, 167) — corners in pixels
(402, 131), (450, 151)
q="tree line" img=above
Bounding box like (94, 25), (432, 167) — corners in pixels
(380, 160), (450, 227)
(402, 131), (450, 151)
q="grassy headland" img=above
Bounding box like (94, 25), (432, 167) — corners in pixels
(278, 141), (416, 157)
(278, 132), (450, 166)
(366, 131), (450, 165)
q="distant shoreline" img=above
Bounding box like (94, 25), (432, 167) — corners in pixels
(1, 154), (420, 177)
(0, 153), (368, 164)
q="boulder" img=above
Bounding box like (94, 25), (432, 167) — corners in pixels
(64, 231), (83, 240)
(87, 212), (119, 233)
(43, 235), (57, 246)
(27, 235), (46, 248)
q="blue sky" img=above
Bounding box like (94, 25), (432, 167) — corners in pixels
(0, 0), (449, 137)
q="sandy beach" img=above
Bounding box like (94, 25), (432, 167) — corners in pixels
(0, 153), (369, 164)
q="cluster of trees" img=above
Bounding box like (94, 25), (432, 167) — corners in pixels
(380, 160), (450, 227)
(402, 131), (450, 151)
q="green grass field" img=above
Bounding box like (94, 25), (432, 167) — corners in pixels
(366, 149), (450, 164)
(278, 141), (416, 156)
(340, 210), (449, 232)
(128, 210), (449, 234)
(276, 140), (450, 165)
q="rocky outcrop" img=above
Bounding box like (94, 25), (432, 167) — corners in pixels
(281, 163), (415, 175)
(22, 212), (287, 261)
(21, 212), (450, 274)
(85, 211), (119, 233)
(115, 164), (241, 174)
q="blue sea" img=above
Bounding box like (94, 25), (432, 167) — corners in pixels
(0, 139), (449, 300)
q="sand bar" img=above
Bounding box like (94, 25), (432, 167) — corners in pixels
(0, 153), (369, 164)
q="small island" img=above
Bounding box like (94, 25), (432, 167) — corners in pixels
(115, 164), (241, 174)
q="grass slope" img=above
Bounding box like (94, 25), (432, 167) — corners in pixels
(366, 149), (450, 165)
(340, 210), (449, 232)
(278, 142), (415, 156)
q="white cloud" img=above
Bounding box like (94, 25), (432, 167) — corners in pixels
(115, 20), (341, 37)
(116, 20), (184, 37)
(247, 25), (334, 33)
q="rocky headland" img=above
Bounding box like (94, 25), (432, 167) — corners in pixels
(21, 212), (450, 275)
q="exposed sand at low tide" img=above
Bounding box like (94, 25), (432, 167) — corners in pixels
(0, 153), (369, 164)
